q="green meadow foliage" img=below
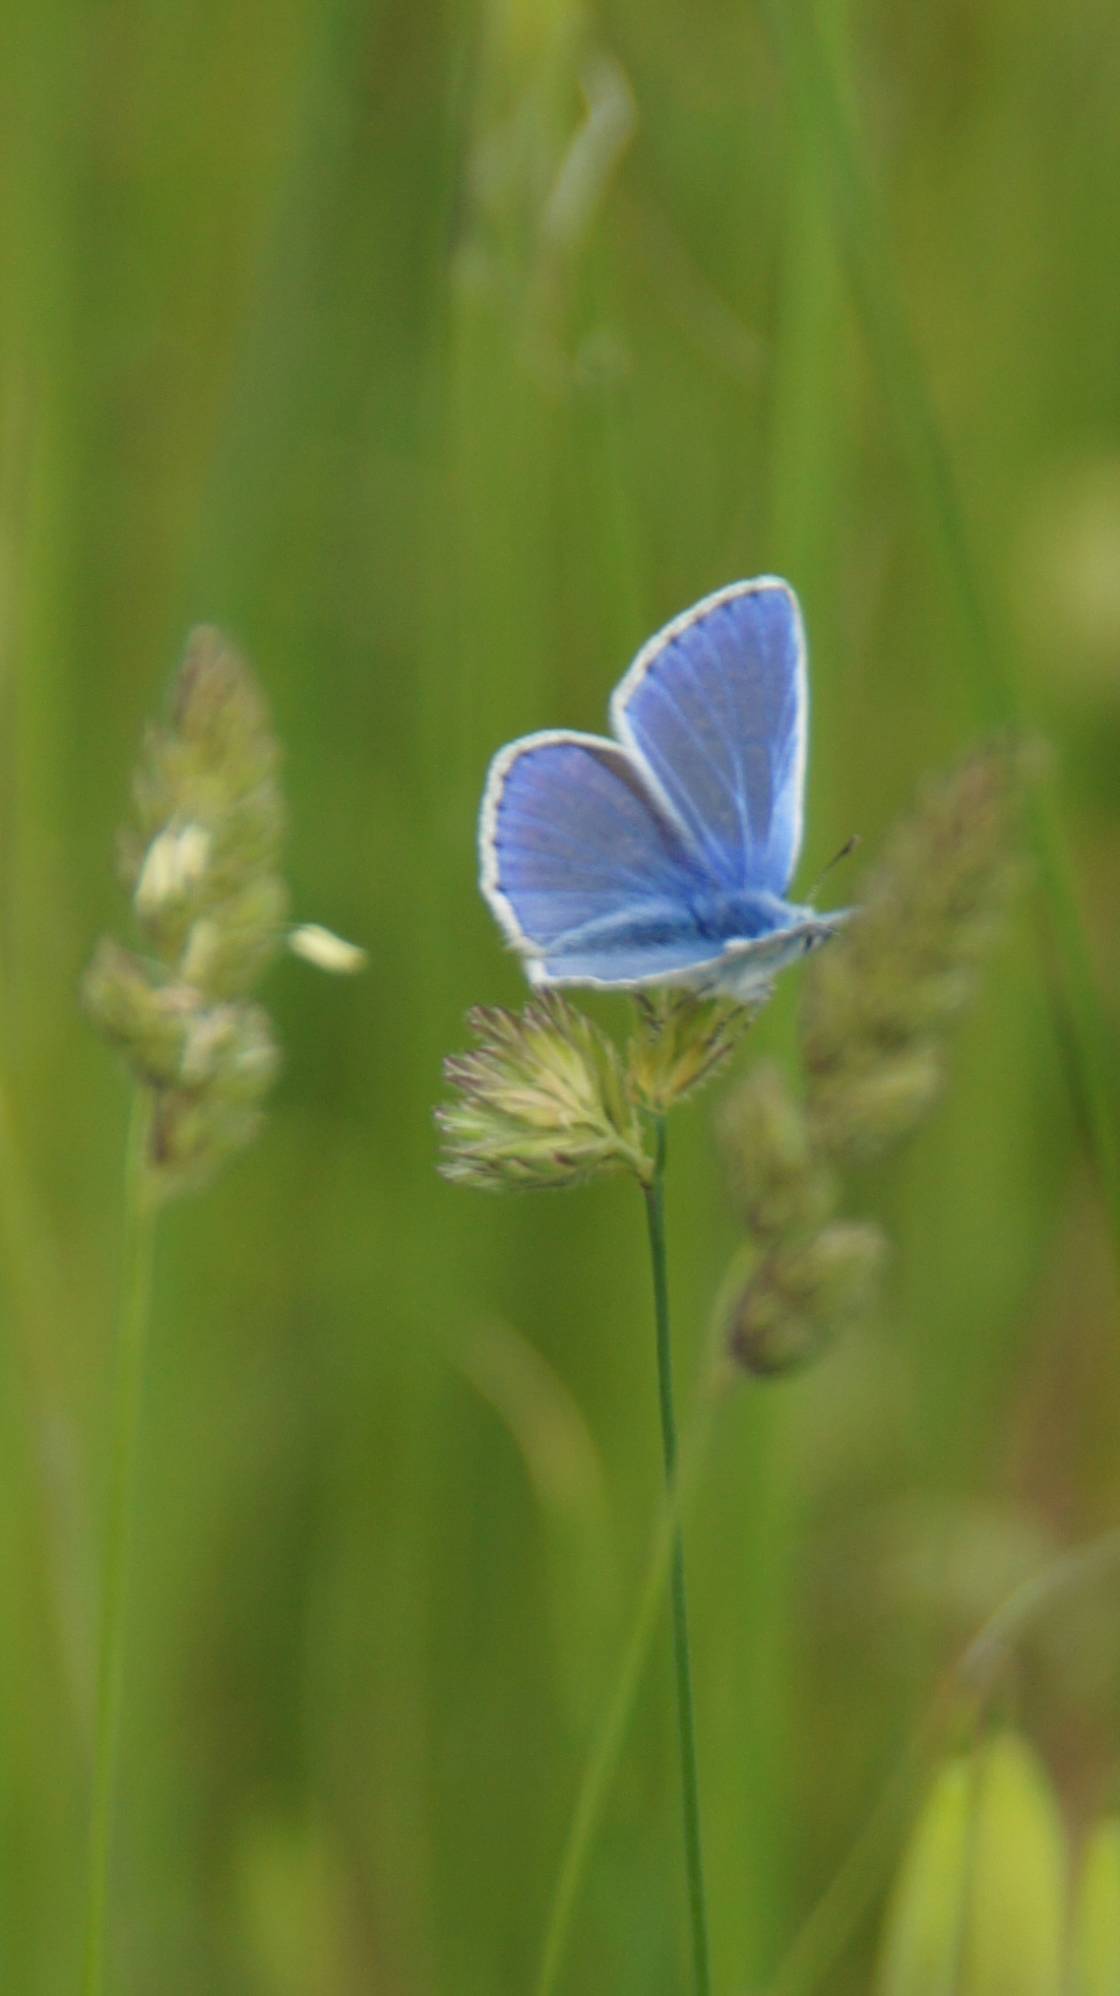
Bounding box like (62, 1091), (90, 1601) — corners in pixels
(876, 1730), (1120, 1996)
(3, 1), (1120, 1992)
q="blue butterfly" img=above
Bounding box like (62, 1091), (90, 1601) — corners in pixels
(479, 577), (847, 1000)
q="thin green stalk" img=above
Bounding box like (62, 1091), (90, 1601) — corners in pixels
(645, 1115), (712, 1996)
(533, 1383), (722, 1996)
(761, 0), (1120, 1276)
(82, 1092), (157, 1996)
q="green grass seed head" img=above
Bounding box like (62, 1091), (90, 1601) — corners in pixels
(723, 744), (1021, 1377)
(727, 1220), (887, 1377)
(804, 744), (1020, 1168)
(627, 989), (754, 1117)
(84, 625), (355, 1199)
(438, 992), (653, 1190)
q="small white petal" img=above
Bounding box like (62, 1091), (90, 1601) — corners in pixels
(288, 923), (368, 975)
(174, 824), (211, 887)
(135, 831), (178, 914)
(134, 823), (211, 914)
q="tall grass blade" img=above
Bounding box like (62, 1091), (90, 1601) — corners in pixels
(761, 0), (1120, 1275)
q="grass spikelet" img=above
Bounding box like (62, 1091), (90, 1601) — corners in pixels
(628, 989), (754, 1116)
(720, 744), (1021, 1375)
(804, 745), (1020, 1168)
(438, 991), (652, 1190)
(84, 627), (289, 1199)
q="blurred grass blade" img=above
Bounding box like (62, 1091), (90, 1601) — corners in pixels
(959, 1733), (1067, 1995)
(1070, 1817), (1120, 1996)
(761, 0), (1120, 1278)
(772, 1527), (1120, 1995)
(875, 1732), (1068, 1996)
(875, 1752), (973, 1996)
(876, 1731), (1068, 1996)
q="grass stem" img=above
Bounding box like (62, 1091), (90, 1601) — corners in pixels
(82, 1091), (157, 1996)
(532, 1118), (723, 1996)
(532, 1387), (720, 1996)
(645, 1115), (712, 1996)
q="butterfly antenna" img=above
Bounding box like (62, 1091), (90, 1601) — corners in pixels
(806, 833), (861, 903)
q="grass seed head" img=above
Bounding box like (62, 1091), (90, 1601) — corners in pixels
(85, 626), (345, 1199)
(727, 1220), (886, 1376)
(627, 989), (753, 1116)
(439, 992), (652, 1190)
(803, 744), (1020, 1168)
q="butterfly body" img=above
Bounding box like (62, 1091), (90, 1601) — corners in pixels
(479, 578), (846, 998)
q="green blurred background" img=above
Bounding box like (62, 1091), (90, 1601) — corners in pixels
(3, 0), (1120, 1989)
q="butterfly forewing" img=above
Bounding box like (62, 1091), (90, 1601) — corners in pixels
(612, 579), (806, 898)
